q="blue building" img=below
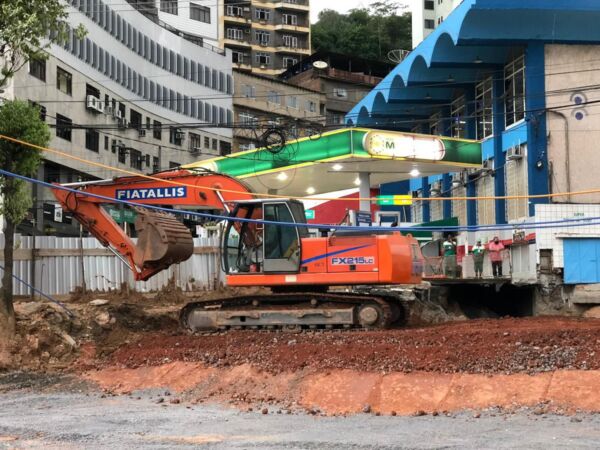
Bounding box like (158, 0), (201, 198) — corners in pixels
(348, 0), (600, 231)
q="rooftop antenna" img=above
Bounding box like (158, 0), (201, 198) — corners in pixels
(387, 49), (410, 64)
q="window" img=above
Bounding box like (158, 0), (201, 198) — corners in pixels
(212, 139), (218, 151)
(243, 84), (255, 98)
(255, 8), (270, 21)
(267, 91), (281, 104)
(451, 96), (466, 139)
(287, 96), (298, 109)
(505, 54), (526, 127)
(227, 28), (244, 40)
(204, 136), (210, 148)
(425, 0), (434, 9)
(256, 52), (270, 66)
(56, 114), (72, 141)
(326, 111), (344, 125)
(152, 120), (162, 140)
(476, 77), (494, 139)
(283, 14), (298, 25)
(86, 83), (100, 98)
(190, 3), (210, 23)
(256, 30), (270, 45)
(130, 109), (142, 130)
(85, 129), (99, 152)
(219, 141), (232, 156)
(130, 149), (143, 170)
(333, 88), (348, 98)
(232, 51), (246, 64)
(189, 133), (202, 152)
(282, 35), (298, 48)
(226, 5), (242, 16)
(56, 67), (72, 95)
(152, 156), (159, 172)
(283, 57), (298, 68)
(104, 135), (109, 150)
(424, 19), (435, 29)
(306, 100), (317, 113)
(160, 0), (177, 15)
(169, 127), (184, 145)
(29, 101), (46, 122)
(169, 161), (181, 169)
(29, 58), (46, 81)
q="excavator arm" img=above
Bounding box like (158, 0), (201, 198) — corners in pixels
(52, 169), (255, 281)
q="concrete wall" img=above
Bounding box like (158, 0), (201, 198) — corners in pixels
(545, 44), (600, 204)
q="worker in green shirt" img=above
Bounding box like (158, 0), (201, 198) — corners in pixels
(442, 235), (457, 278)
(471, 240), (485, 278)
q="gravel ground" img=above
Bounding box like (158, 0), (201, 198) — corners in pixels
(1, 388), (600, 449)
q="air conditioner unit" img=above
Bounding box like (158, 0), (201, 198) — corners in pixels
(115, 109), (123, 119)
(507, 145), (524, 161)
(117, 117), (128, 129)
(191, 147), (202, 155)
(175, 131), (185, 141)
(482, 159), (493, 170)
(138, 129), (146, 137)
(243, 6), (250, 12)
(260, 64), (266, 69)
(86, 95), (104, 113)
(105, 105), (114, 115)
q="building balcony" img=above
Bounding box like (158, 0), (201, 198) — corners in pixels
(275, 45), (311, 55)
(274, 23), (310, 33)
(223, 38), (252, 48)
(273, 1), (310, 12)
(232, 60), (253, 71)
(224, 15), (252, 25)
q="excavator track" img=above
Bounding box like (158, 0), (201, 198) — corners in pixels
(180, 292), (398, 333)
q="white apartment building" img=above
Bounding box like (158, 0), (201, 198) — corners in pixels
(412, 0), (462, 48)
(0, 0), (234, 236)
(155, 0), (221, 48)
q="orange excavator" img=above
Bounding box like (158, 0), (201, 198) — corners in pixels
(52, 168), (424, 332)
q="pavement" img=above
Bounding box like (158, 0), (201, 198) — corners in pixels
(1, 389), (600, 450)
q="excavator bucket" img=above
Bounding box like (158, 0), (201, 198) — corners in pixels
(132, 207), (194, 271)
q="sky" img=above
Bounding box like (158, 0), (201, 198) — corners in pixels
(310, 0), (412, 23)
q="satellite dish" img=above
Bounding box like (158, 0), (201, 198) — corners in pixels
(388, 49), (410, 64)
(312, 61), (328, 70)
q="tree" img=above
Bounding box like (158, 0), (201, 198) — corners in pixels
(0, 0), (85, 88)
(0, 100), (49, 337)
(311, 1), (411, 63)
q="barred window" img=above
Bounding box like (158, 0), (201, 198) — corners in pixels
(475, 76), (494, 139)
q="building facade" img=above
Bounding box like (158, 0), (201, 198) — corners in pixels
(0, 0), (234, 236)
(233, 70), (323, 151)
(411, 0), (461, 48)
(221, 0), (311, 76)
(154, 0), (221, 48)
(281, 52), (393, 128)
(348, 0), (600, 286)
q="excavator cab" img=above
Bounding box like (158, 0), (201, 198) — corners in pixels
(222, 199), (308, 275)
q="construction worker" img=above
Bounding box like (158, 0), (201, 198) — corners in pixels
(471, 240), (485, 278)
(442, 235), (457, 278)
(488, 236), (505, 278)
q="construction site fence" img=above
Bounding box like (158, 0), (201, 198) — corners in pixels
(0, 234), (223, 296)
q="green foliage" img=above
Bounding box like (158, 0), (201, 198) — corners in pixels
(0, 0), (85, 88)
(0, 100), (49, 224)
(311, 1), (411, 63)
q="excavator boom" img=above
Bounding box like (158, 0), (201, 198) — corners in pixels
(52, 169), (254, 281)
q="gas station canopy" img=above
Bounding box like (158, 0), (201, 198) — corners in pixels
(184, 128), (482, 197)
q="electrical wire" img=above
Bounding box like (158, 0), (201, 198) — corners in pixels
(3, 132), (600, 203)
(4, 168), (600, 233)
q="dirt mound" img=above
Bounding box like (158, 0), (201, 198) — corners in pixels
(103, 317), (600, 375)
